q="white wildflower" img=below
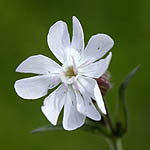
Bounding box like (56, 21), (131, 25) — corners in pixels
(14, 16), (114, 130)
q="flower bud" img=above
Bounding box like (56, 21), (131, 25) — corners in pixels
(96, 72), (112, 96)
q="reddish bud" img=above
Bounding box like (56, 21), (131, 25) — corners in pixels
(96, 72), (112, 96)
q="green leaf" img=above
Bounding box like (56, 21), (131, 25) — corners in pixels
(31, 124), (63, 134)
(115, 65), (140, 136)
(31, 119), (110, 137)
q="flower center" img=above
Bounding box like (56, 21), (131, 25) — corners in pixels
(61, 55), (79, 85)
(64, 66), (77, 78)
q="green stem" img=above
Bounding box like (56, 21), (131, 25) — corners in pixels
(103, 98), (114, 133)
(107, 138), (123, 150)
(103, 98), (123, 150)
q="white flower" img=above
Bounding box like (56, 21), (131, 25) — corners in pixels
(14, 16), (114, 131)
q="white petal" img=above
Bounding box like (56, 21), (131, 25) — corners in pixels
(16, 55), (61, 74)
(63, 87), (85, 131)
(71, 16), (84, 52)
(80, 34), (114, 63)
(47, 21), (70, 63)
(78, 76), (106, 114)
(41, 84), (66, 125)
(62, 47), (80, 67)
(79, 52), (112, 78)
(94, 82), (107, 114)
(75, 82), (101, 120)
(14, 75), (60, 99)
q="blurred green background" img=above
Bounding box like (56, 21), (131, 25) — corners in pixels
(0, 0), (149, 149)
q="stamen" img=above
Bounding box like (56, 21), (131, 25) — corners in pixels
(72, 56), (77, 74)
(72, 77), (79, 91)
(78, 59), (90, 68)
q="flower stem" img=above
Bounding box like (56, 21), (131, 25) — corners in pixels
(103, 98), (114, 134)
(107, 138), (123, 150)
(102, 98), (123, 150)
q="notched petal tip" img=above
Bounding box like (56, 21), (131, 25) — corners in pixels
(95, 33), (114, 51)
(81, 33), (114, 63)
(63, 118), (85, 131)
(15, 55), (39, 73)
(98, 33), (114, 45)
(15, 54), (61, 74)
(14, 80), (35, 100)
(41, 106), (57, 126)
(47, 20), (65, 34)
(47, 20), (67, 46)
(47, 20), (70, 63)
(16, 61), (26, 73)
(14, 76), (55, 100)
